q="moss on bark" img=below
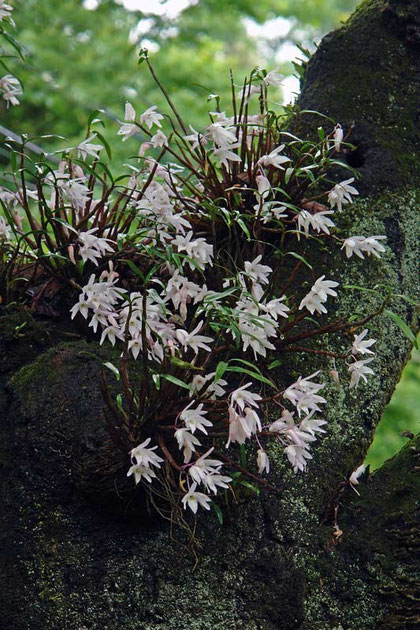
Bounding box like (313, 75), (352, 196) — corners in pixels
(298, 0), (420, 194)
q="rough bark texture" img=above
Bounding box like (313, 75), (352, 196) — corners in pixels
(0, 1), (419, 628)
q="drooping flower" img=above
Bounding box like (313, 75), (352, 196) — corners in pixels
(342, 235), (386, 259)
(188, 448), (224, 484)
(283, 371), (326, 417)
(127, 463), (158, 484)
(230, 383), (262, 411)
(284, 444), (312, 473)
(180, 402), (213, 435)
(176, 321), (213, 355)
(361, 236), (386, 258)
(130, 438), (164, 469)
(208, 122), (237, 147)
(328, 178), (359, 212)
(182, 482), (212, 513)
(174, 428), (201, 463)
(244, 255), (272, 285)
(212, 145), (242, 169)
(140, 105), (164, 129)
(189, 373), (227, 399)
(352, 329), (376, 356)
(333, 124), (344, 152)
(0, 216), (11, 240)
(263, 68), (284, 87)
(125, 102), (136, 121)
(226, 406), (251, 447)
(258, 144), (290, 170)
(0, 2), (13, 22)
(309, 210), (336, 235)
(341, 236), (367, 259)
(299, 276), (339, 315)
(78, 229), (115, 266)
(150, 130), (168, 148)
(349, 463), (366, 487)
(0, 74), (22, 107)
(203, 473), (232, 494)
(348, 358), (375, 388)
(76, 134), (103, 160)
(184, 125), (207, 150)
(257, 449), (270, 474)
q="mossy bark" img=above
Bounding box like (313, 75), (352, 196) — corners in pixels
(1, 1), (419, 628)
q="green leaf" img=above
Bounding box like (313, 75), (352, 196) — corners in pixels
(103, 361), (120, 381)
(1, 31), (26, 60)
(392, 294), (419, 307)
(284, 167), (294, 185)
(214, 361), (229, 383)
(226, 366), (276, 388)
(236, 217), (251, 241)
(384, 310), (418, 349)
(230, 358), (263, 371)
(211, 502), (223, 525)
(240, 480), (260, 495)
(343, 284), (383, 296)
(87, 108), (105, 128)
(116, 393), (124, 412)
(123, 259), (145, 281)
(286, 251), (312, 269)
(300, 109), (334, 121)
(94, 131), (112, 160)
(50, 217), (78, 233)
(170, 357), (202, 371)
(161, 374), (191, 390)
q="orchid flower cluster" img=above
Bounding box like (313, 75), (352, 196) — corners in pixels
(0, 60), (387, 522)
(0, 2), (23, 107)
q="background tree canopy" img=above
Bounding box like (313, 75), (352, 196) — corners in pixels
(3, 0), (358, 162)
(1, 0), (418, 466)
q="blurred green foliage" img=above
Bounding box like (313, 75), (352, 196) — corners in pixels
(2, 0), (359, 165)
(366, 344), (420, 470)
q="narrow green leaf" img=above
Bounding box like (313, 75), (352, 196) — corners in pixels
(392, 294), (419, 307)
(226, 366), (276, 388)
(170, 357), (202, 371)
(211, 502), (223, 525)
(236, 217), (251, 241)
(384, 310), (418, 348)
(214, 361), (229, 383)
(161, 374), (191, 390)
(103, 361), (120, 381)
(94, 131), (112, 160)
(284, 167), (294, 185)
(240, 480), (260, 495)
(87, 109), (105, 128)
(124, 259), (145, 281)
(116, 393), (124, 412)
(343, 284), (383, 296)
(286, 251), (312, 269)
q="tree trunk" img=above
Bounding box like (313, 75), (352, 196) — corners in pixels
(0, 1), (419, 628)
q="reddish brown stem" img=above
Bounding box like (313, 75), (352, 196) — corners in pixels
(158, 434), (183, 471)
